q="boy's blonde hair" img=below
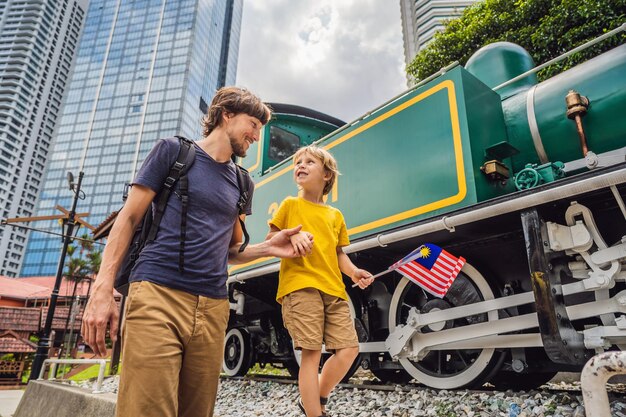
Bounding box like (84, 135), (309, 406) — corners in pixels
(293, 145), (340, 196)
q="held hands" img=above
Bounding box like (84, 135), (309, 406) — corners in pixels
(289, 230), (314, 256)
(267, 225), (314, 258)
(81, 288), (119, 357)
(351, 268), (374, 289)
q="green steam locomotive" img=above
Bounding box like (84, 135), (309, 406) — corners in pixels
(223, 31), (626, 390)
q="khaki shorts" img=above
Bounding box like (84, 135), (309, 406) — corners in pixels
(281, 287), (358, 351)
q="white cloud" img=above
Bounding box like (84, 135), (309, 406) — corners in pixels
(236, 1), (407, 122)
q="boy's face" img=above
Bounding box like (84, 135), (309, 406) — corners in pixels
(293, 152), (330, 191)
(225, 112), (263, 158)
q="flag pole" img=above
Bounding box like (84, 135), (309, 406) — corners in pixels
(351, 245), (425, 288)
(350, 268), (393, 287)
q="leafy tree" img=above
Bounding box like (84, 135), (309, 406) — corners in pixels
(407, 0), (626, 82)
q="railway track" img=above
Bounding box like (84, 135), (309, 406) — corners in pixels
(226, 371), (626, 395)
(215, 372), (626, 417)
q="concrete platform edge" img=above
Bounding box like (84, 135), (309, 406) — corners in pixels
(13, 380), (116, 417)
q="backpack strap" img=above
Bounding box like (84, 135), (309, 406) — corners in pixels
(234, 164), (252, 253)
(175, 136), (195, 273)
(178, 164), (190, 273)
(146, 137), (196, 250)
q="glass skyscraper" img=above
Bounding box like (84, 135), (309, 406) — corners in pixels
(20, 0), (243, 276)
(0, 0), (88, 277)
(400, 0), (477, 83)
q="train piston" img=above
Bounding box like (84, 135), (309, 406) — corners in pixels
(386, 307), (421, 360)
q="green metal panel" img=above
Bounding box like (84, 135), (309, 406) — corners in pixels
(262, 115), (336, 173)
(459, 70), (516, 200)
(504, 43), (626, 173)
(231, 67), (509, 275)
(465, 42), (537, 99)
(240, 115), (337, 175)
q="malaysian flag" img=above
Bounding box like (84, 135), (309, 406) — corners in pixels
(391, 243), (466, 298)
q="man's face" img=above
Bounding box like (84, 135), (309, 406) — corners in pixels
(226, 113), (263, 158)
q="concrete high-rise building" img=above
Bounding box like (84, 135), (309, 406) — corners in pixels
(0, 0), (89, 277)
(20, 0), (243, 276)
(400, 0), (477, 80)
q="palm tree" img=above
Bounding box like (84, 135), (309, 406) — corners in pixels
(65, 235), (99, 280)
(59, 235), (102, 360)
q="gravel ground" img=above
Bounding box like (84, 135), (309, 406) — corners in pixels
(213, 378), (626, 417)
(72, 373), (626, 417)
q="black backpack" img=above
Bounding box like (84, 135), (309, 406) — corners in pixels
(114, 136), (252, 296)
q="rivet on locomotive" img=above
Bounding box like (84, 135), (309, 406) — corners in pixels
(223, 31), (626, 390)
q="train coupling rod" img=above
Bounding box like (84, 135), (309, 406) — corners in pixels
(581, 351), (626, 417)
(385, 284), (626, 360)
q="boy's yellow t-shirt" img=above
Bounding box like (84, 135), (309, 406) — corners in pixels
(270, 196), (350, 302)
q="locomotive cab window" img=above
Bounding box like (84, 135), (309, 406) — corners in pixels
(265, 125), (301, 170)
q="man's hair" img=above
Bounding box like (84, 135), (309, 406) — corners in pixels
(201, 87), (272, 137)
(293, 145), (340, 196)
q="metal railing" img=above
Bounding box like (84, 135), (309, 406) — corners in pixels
(494, 23), (626, 91)
(37, 358), (110, 394)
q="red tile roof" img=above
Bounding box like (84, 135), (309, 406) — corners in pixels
(0, 277), (50, 301)
(19, 276), (93, 297)
(0, 276), (94, 300)
(0, 307), (41, 332)
(0, 330), (37, 353)
(42, 305), (85, 331)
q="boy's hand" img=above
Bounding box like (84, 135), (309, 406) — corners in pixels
(267, 225), (313, 258)
(351, 268), (374, 289)
(289, 231), (314, 256)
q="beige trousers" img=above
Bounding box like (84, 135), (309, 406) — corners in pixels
(116, 281), (229, 417)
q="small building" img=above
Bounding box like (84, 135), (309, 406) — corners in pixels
(0, 330), (37, 384)
(0, 276), (94, 360)
(0, 309), (39, 385)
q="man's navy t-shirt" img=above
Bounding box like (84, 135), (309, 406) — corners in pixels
(129, 137), (253, 298)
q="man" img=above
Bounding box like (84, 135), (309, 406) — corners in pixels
(82, 87), (313, 417)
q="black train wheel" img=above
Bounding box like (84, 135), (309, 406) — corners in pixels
(223, 327), (253, 377)
(388, 263), (503, 389)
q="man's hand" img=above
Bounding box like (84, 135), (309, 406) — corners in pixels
(267, 225), (313, 258)
(351, 268), (374, 289)
(81, 288), (119, 357)
(230, 225), (314, 264)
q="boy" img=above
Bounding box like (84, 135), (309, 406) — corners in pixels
(267, 145), (374, 417)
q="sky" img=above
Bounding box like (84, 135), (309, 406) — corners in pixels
(236, 1), (408, 123)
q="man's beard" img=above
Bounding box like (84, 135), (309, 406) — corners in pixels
(230, 137), (247, 158)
